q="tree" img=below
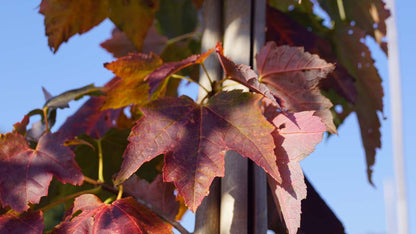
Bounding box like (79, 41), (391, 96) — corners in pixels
(0, 0), (388, 233)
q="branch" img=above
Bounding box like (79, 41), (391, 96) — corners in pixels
(83, 176), (191, 234)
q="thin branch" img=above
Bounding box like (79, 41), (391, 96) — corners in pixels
(201, 63), (214, 85)
(171, 74), (210, 94)
(167, 32), (200, 45)
(96, 140), (104, 183)
(83, 176), (191, 234)
(38, 186), (102, 212)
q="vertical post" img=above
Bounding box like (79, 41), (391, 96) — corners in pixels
(195, 0), (223, 233)
(252, 1), (267, 233)
(386, 0), (408, 233)
(221, 0), (251, 233)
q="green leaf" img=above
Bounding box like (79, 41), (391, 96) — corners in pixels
(155, 0), (198, 38)
(43, 84), (104, 109)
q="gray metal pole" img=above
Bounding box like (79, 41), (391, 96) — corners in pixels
(386, 0), (408, 233)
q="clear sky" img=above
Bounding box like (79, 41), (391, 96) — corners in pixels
(0, 2), (414, 234)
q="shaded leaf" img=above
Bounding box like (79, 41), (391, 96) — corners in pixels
(0, 210), (44, 234)
(42, 87), (53, 101)
(123, 174), (179, 219)
(39, 0), (109, 52)
(142, 26), (168, 55)
(266, 111), (326, 234)
(115, 91), (278, 211)
(74, 128), (129, 184)
(156, 0), (198, 38)
(0, 132), (83, 212)
(58, 78), (122, 139)
(318, 0), (390, 53)
(53, 194), (171, 233)
(257, 42), (336, 133)
(147, 49), (213, 95)
(44, 84), (103, 109)
(215, 43), (280, 107)
(266, 6), (357, 104)
(100, 28), (139, 58)
(109, 0), (159, 50)
(103, 53), (163, 110)
(332, 27), (383, 184)
(101, 26), (168, 58)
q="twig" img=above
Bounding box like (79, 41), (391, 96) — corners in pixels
(38, 186), (102, 212)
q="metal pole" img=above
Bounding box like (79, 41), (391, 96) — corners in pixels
(386, 0), (408, 233)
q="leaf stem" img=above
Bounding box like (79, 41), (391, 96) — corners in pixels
(116, 185), (123, 200)
(42, 107), (49, 132)
(171, 74), (210, 94)
(96, 140), (104, 183)
(201, 63), (214, 85)
(166, 32), (200, 45)
(38, 186), (102, 212)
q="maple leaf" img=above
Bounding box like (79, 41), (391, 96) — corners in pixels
(215, 43), (280, 107)
(103, 53), (163, 110)
(39, 0), (109, 52)
(53, 194), (171, 233)
(266, 111), (326, 234)
(147, 49), (214, 95)
(101, 26), (167, 58)
(332, 27), (383, 184)
(114, 91), (278, 212)
(257, 42), (336, 133)
(0, 210), (44, 234)
(266, 6), (357, 104)
(123, 174), (179, 219)
(108, 0), (159, 50)
(0, 132), (83, 212)
(317, 0), (390, 53)
(58, 78), (122, 139)
(101, 28), (139, 58)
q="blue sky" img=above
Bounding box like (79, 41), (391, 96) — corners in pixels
(0, 2), (414, 233)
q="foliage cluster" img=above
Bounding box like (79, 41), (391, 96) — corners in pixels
(0, 0), (388, 233)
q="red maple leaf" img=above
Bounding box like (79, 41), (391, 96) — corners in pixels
(0, 132), (84, 212)
(257, 42), (336, 133)
(215, 43), (280, 107)
(265, 110), (326, 234)
(114, 91), (278, 212)
(146, 49), (214, 95)
(0, 210), (44, 234)
(53, 194), (171, 233)
(123, 174), (179, 219)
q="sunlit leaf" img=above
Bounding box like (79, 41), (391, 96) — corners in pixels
(257, 42), (336, 133)
(103, 53), (163, 110)
(114, 91), (278, 212)
(266, 111), (326, 234)
(39, 0), (109, 52)
(147, 49), (213, 95)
